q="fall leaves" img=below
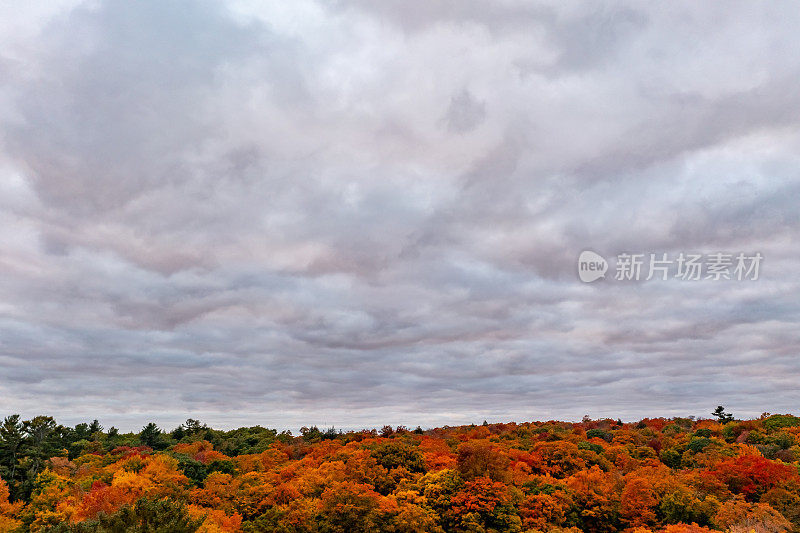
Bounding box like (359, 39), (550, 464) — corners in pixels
(0, 415), (799, 532)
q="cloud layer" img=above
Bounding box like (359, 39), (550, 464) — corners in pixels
(1, 0), (799, 431)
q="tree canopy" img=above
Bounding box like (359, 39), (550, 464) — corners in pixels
(1, 413), (799, 532)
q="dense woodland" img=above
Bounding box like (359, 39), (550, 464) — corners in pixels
(1, 409), (800, 532)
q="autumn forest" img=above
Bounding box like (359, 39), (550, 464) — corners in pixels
(0, 411), (799, 532)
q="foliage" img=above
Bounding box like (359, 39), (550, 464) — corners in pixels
(0, 412), (799, 532)
(712, 406), (734, 424)
(762, 415), (800, 431)
(42, 498), (203, 532)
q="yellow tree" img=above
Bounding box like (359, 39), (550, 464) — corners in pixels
(0, 476), (22, 533)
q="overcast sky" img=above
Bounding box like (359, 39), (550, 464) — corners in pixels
(1, 1), (799, 432)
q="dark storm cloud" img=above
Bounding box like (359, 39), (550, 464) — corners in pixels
(1, 0), (799, 431)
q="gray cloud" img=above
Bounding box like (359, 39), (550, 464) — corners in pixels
(0, 0), (799, 431)
(441, 89), (486, 134)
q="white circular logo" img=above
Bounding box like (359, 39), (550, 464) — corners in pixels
(578, 251), (608, 283)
